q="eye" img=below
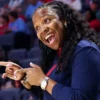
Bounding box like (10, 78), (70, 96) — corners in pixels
(44, 18), (51, 24)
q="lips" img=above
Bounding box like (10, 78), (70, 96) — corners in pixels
(45, 33), (55, 44)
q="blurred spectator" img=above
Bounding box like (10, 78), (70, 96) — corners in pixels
(89, 10), (100, 32)
(83, 1), (100, 32)
(69, 0), (82, 11)
(12, 6), (27, 22)
(89, 0), (100, 12)
(84, 8), (96, 22)
(56, 0), (82, 11)
(41, 0), (53, 3)
(81, 0), (92, 13)
(8, 0), (24, 10)
(89, 18), (100, 32)
(24, 0), (43, 43)
(25, 0), (42, 20)
(0, 7), (8, 16)
(0, 14), (9, 35)
(5, 11), (30, 34)
(1, 78), (15, 89)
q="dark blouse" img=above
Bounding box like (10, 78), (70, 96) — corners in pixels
(32, 40), (100, 100)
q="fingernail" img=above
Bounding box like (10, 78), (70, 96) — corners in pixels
(21, 81), (24, 84)
(6, 63), (11, 67)
(22, 81), (25, 84)
(14, 70), (18, 75)
(9, 68), (14, 72)
(14, 75), (17, 79)
(30, 62), (33, 66)
(2, 75), (5, 78)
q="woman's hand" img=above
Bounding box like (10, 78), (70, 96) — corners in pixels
(0, 61), (32, 89)
(15, 62), (46, 86)
(0, 61), (24, 80)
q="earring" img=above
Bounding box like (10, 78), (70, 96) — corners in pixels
(64, 21), (67, 28)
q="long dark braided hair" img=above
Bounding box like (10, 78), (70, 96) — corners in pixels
(33, 1), (100, 73)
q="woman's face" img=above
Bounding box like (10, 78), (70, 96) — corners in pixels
(32, 8), (65, 50)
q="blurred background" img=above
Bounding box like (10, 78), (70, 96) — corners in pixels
(0, 0), (99, 100)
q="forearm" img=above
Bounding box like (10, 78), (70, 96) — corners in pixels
(45, 80), (96, 100)
(45, 78), (57, 94)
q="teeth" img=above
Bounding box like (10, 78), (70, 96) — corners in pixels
(45, 34), (53, 40)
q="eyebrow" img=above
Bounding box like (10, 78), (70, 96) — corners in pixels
(33, 14), (53, 25)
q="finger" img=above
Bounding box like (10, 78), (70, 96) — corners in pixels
(3, 73), (14, 80)
(0, 62), (14, 67)
(14, 69), (28, 75)
(7, 74), (18, 80)
(30, 62), (37, 68)
(2, 73), (7, 78)
(0, 61), (8, 67)
(21, 80), (28, 88)
(2, 72), (18, 80)
(6, 63), (17, 73)
(21, 80), (31, 89)
(5, 67), (14, 74)
(21, 80), (25, 84)
(0, 61), (21, 68)
(8, 67), (15, 72)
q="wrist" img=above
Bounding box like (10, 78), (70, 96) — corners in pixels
(40, 76), (49, 90)
(39, 75), (46, 85)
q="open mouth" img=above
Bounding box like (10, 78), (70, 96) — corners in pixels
(45, 34), (55, 45)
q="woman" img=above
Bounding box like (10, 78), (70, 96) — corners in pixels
(0, 1), (100, 100)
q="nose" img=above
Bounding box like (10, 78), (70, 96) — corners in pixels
(41, 26), (49, 34)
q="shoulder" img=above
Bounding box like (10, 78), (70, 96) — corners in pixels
(73, 39), (100, 57)
(71, 40), (100, 67)
(71, 40), (100, 73)
(74, 46), (100, 62)
(71, 41), (100, 78)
